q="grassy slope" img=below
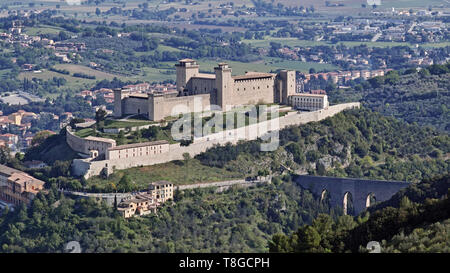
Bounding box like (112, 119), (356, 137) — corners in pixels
(24, 133), (79, 164)
(87, 159), (244, 190)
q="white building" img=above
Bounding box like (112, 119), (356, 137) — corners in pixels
(288, 93), (329, 111)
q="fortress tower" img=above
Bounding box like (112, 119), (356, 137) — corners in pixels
(214, 63), (232, 110)
(279, 70), (296, 104)
(113, 88), (125, 118)
(175, 59), (199, 94)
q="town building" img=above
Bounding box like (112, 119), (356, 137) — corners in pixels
(106, 140), (170, 160)
(0, 164), (45, 206)
(117, 181), (173, 218)
(148, 181), (174, 203)
(117, 193), (159, 218)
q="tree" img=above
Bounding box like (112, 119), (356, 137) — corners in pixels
(295, 226), (321, 252)
(269, 234), (293, 252)
(69, 118), (85, 128)
(95, 8), (101, 16)
(118, 174), (133, 192)
(14, 153), (24, 162)
(31, 131), (53, 146)
(182, 152), (191, 167)
(95, 109), (107, 130)
(418, 68), (430, 77)
(50, 160), (71, 177)
(0, 146), (11, 164)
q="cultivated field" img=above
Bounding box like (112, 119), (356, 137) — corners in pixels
(18, 64), (129, 96)
(190, 57), (338, 74)
(243, 37), (450, 49)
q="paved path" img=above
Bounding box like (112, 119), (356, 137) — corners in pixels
(59, 190), (133, 199)
(59, 178), (270, 199)
(177, 178), (268, 190)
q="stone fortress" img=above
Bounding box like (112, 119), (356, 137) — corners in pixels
(69, 102), (359, 179)
(113, 59), (297, 121)
(68, 59), (357, 179)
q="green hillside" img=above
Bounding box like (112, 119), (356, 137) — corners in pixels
(328, 64), (450, 133)
(269, 174), (450, 253)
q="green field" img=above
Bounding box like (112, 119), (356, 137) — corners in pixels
(18, 64), (131, 97)
(383, 0), (445, 8)
(18, 69), (96, 95)
(74, 128), (95, 138)
(87, 158), (244, 191)
(192, 57), (338, 74)
(243, 37), (450, 49)
(137, 66), (176, 82)
(24, 25), (66, 36)
(242, 38), (328, 48)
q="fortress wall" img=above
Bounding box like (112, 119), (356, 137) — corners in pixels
(152, 93), (211, 121)
(229, 78), (275, 106)
(122, 97), (149, 116)
(280, 102), (361, 128)
(66, 127), (89, 155)
(72, 158), (96, 177)
(66, 127), (116, 156)
(73, 102), (360, 179)
(187, 78), (215, 95)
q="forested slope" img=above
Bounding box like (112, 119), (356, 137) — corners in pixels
(0, 177), (340, 253)
(328, 63), (450, 132)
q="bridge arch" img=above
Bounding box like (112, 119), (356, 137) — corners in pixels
(343, 192), (354, 215)
(366, 192), (376, 208)
(320, 188), (332, 208)
(320, 189), (330, 202)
